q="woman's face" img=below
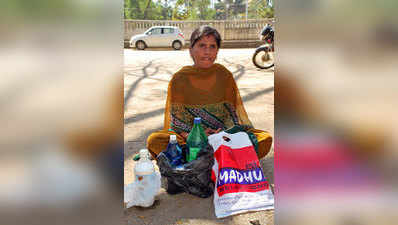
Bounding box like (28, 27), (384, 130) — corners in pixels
(190, 35), (219, 69)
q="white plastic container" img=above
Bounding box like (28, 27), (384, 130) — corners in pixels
(124, 149), (161, 208)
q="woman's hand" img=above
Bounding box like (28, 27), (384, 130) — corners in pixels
(205, 128), (222, 136)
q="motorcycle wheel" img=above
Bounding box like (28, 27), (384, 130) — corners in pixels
(252, 46), (274, 69)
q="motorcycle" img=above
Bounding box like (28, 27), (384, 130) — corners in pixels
(252, 24), (274, 69)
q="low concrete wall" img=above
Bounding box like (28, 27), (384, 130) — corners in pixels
(124, 19), (274, 47)
(124, 39), (264, 49)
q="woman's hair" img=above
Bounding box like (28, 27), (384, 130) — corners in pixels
(190, 25), (222, 48)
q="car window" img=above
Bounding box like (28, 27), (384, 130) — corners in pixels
(148, 28), (161, 35)
(163, 28), (174, 34)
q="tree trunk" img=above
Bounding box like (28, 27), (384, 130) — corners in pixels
(143, 0), (152, 19)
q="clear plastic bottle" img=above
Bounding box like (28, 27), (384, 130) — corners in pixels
(135, 149), (155, 178)
(125, 149), (160, 208)
(186, 117), (208, 162)
(164, 135), (183, 167)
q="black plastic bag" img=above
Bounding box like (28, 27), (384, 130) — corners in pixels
(157, 144), (214, 198)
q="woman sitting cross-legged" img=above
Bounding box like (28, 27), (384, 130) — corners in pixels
(147, 25), (272, 160)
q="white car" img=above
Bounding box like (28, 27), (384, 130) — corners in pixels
(130, 26), (185, 50)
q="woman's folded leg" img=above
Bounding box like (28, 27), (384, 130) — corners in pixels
(147, 128), (272, 159)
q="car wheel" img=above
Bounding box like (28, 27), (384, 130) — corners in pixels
(172, 40), (182, 50)
(135, 41), (146, 50)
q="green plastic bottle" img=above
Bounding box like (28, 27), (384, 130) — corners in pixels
(186, 117), (208, 162)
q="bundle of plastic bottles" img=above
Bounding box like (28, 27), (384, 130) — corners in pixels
(157, 117), (214, 198)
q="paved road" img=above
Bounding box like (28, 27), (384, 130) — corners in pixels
(124, 48), (274, 225)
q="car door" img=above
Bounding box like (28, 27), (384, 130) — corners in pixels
(152, 28), (164, 47)
(145, 28), (162, 47)
(162, 28), (175, 47)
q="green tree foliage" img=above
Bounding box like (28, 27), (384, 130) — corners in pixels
(172, 0), (192, 20)
(125, 0), (174, 20)
(214, 2), (226, 20)
(124, 0), (273, 20)
(215, 0), (246, 20)
(160, 0), (174, 19)
(215, 0), (273, 20)
(197, 0), (216, 20)
(3, 0), (74, 20)
(172, 0), (216, 20)
(248, 0), (274, 19)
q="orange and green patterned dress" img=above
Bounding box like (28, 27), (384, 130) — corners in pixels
(147, 63), (272, 159)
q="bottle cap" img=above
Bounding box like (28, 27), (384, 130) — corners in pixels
(170, 135), (177, 142)
(194, 117), (201, 124)
(139, 149), (149, 159)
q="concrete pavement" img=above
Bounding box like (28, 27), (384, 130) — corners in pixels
(124, 48), (274, 225)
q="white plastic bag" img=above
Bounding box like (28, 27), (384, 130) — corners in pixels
(124, 149), (161, 208)
(124, 172), (161, 208)
(208, 131), (274, 218)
